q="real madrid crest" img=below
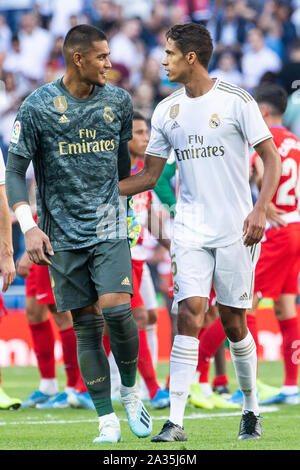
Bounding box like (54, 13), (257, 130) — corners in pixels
(169, 104), (179, 119)
(103, 106), (114, 123)
(53, 96), (68, 113)
(209, 113), (221, 128)
(173, 281), (179, 294)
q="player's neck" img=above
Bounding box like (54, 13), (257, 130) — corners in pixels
(184, 71), (215, 98)
(266, 116), (283, 128)
(62, 74), (94, 99)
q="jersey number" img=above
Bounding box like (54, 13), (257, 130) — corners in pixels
(276, 158), (300, 206)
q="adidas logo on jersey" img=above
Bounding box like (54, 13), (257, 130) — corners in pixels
(58, 114), (70, 123)
(239, 292), (248, 301)
(121, 276), (131, 286)
(171, 121), (180, 130)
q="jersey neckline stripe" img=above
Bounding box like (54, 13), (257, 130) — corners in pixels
(217, 84), (252, 103)
(217, 85), (249, 103)
(218, 81), (253, 101)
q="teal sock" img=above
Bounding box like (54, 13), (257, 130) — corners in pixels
(102, 303), (139, 387)
(73, 314), (113, 417)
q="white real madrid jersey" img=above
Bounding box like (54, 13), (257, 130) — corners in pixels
(0, 149), (5, 185)
(146, 78), (272, 248)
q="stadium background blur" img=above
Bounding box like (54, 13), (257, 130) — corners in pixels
(0, 0), (299, 365)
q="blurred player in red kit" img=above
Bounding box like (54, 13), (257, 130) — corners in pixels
(249, 83), (300, 405)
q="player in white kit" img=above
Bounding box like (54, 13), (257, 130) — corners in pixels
(0, 149), (21, 409)
(119, 23), (281, 441)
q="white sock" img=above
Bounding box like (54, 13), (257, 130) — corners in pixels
(280, 385), (299, 395)
(200, 382), (213, 398)
(99, 412), (119, 426)
(139, 324), (159, 400)
(120, 383), (137, 397)
(146, 324), (158, 369)
(229, 330), (259, 416)
(139, 377), (150, 400)
(108, 352), (121, 395)
(39, 378), (59, 395)
(169, 335), (199, 427)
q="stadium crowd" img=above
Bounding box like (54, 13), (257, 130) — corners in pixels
(0, 0), (299, 443)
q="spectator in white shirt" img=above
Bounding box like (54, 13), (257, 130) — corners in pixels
(116, 0), (154, 22)
(3, 35), (22, 75)
(17, 12), (53, 83)
(210, 50), (244, 87)
(0, 15), (11, 53)
(241, 27), (281, 92)
(109, 18), (145, 87)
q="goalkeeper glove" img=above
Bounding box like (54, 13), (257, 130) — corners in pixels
(127, 196), (141, 248)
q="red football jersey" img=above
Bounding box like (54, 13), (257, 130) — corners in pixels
(0, 294), (7, 320)
(131, 159), (152, 245)
(252, 126), (300, 213)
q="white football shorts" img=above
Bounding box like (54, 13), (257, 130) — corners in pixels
(171, 238), (261, 309)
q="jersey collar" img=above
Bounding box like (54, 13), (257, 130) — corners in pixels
(183, 77), (220, 101)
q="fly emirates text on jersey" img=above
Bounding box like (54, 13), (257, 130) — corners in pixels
(174, 134), (225, 161)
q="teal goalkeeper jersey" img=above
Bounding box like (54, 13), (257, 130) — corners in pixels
(9, 78), (133, 251)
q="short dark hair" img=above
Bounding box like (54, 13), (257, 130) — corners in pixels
(254, 83), (288, 115)
(133, 111), (146, 122)
(63, 24), (107, 60)
(166, 23), (213, 69)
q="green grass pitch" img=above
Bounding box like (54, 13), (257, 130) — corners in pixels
(0, 361), (299, 451)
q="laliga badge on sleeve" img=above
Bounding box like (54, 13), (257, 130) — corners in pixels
(11, 120), (21, 144)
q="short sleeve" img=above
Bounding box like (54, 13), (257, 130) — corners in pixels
(237, 99), (273, 148)
(0, 148), (5, 185)
(8, 100), (40, 160)
(120, 91), (133, 143)
(146, 106), (172, 159)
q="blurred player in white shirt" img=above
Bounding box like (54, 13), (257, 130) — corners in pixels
(0, 151), (15, 293)
(119, 23), (281, 441)
(0, 149), (21, 409)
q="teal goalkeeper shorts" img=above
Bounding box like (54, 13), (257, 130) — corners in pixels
(48, 239), (133, 312)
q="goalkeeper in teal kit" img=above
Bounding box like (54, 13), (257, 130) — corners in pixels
(5, 24), (151, 444)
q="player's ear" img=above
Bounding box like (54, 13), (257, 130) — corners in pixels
(73, 51), (83, 68)
(186, 51), (197, 65)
